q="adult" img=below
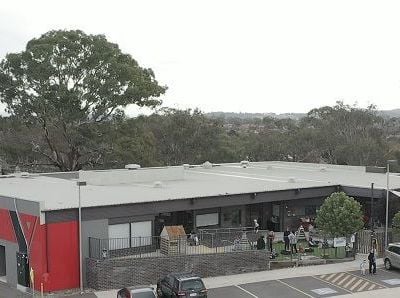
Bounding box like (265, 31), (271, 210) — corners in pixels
(268, 230), (275, 252)
(283, 228), (290, 251)
(253, 219), (260, 233)
(289, 231), (298, 254)
(368, 249), (376, 274)
(256, 235), (266, 250)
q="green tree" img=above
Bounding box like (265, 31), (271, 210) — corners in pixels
(316, 192), (364, 238)
(393, 211), (400, 241)
(0, 30), (166, 171)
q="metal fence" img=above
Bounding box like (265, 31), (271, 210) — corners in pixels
(89, 230), (267, 260)
(355, 229), (392, 256)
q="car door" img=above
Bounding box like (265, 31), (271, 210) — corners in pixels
(393, 246), (400, 268)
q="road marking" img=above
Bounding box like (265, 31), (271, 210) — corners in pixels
(235, 285), (258, 298)
(312, 276), (352, 294)
(343, 277), (357, 288)
(325, 273), (338, 281)
(311, 288), (337, 295)
(337, 274), (351, 285)
(349, 279), (363, 291)
(277, 280), (315, 298)
(332, 273), (345, 283)
(345, 271), (387, 289)
(357, 281), (370, 292)
(368, 284), (376, 290)
(382, 279), (400, 285)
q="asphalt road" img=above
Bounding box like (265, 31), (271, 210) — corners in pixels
(207, 268), (400, 297)
(1, 268), (399, 297)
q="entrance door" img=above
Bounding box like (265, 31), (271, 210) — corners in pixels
(0, 245), (6, 277)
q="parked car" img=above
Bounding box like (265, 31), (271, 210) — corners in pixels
(157, 273), (207, 297)
(117, 286), (157, 298)
(384, 243), (400, 270)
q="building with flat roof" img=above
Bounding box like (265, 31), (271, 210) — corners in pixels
(1, 161), (400, 291)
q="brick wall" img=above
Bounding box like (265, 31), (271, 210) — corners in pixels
(86, 250), (269, 290)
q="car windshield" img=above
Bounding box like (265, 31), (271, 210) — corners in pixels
(181, 279), (205, 291)
(132, 291), (155, 298)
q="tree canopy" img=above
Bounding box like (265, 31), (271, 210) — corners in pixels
(0, 30), (166, 171)
(315, 192), (364, 238)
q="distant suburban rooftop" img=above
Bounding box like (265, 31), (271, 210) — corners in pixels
(1, 161), (400, 211)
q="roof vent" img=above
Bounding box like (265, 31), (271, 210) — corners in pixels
(288, 177), (296, 183)
(320, 167), (327, 172)
(125, 164), (141, 170)
(203, 161), (213, 169)
(153, 181), (164, 188)
(240, 160), (250, 168)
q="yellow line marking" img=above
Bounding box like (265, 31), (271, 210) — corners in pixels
(368, 284), (376, 290)
(332, 273), (345, 283)
(337, 274), (351, 286)
(357, 281), (370, 292)
(349, 279), (363, 291)
(312, 276), (352, 294)
(344, 277), (357, 288)
(325, 273), (338, 281)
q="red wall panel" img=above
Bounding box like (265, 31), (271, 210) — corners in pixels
(0, 208), (17, 243)
(45, 220), (79, 291)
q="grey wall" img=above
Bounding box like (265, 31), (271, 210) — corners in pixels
(0, 239), (18, 287)
(0, 196), (40, 216)
(46, 186), (339, 224)
(81, 219), (108, 286)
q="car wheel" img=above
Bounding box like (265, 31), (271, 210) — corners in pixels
(384, 258), (392, 270)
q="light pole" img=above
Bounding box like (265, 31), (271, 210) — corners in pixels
(385, 160), (397, 249)
(77, 180), (87, 294)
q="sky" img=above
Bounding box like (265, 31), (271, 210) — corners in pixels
(1, 0), (400, 116)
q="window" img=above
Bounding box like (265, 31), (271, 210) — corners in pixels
(131, 221), (152, 247)
(108, 224), (130, 249)
(196, 213), (219, 227)
(180, 279), (205, 291)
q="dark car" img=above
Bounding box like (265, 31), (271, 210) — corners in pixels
(157, 273), (207, 297)
(117, 286), (157, 298)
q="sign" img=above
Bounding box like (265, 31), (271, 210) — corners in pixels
(311, 288), (337, 295)
(350, 234), (355, 243)
(333, 237), (346, 247)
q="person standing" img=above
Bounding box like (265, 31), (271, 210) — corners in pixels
(283, 228), (290, 251)
(253, 219), (260, 233)
(268, 230), (275, 252)
(368, 249), (376, 274)
(289, 231), (298, 254)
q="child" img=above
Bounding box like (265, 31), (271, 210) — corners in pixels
(360, 259), (367, 276)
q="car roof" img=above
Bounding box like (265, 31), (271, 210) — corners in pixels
(169, 272), (201, 280)
(124, 286), (154, 292)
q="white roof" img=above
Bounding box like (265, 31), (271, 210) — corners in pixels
(1, 161), (400, 211)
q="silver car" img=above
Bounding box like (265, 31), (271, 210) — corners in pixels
(384, 243), (400, 270)
(117, 286), (157, 298)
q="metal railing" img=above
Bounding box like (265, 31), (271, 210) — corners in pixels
(89, 230), (268, 260)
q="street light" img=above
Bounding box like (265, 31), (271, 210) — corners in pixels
(77, 180), (87, 294)
(385, 160), (397, 249)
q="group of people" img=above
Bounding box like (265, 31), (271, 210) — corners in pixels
(360, 249), (377, 275)
(283, 228), (300, 253)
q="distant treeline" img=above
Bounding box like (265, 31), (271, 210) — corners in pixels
(1, 102), (400, 173)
